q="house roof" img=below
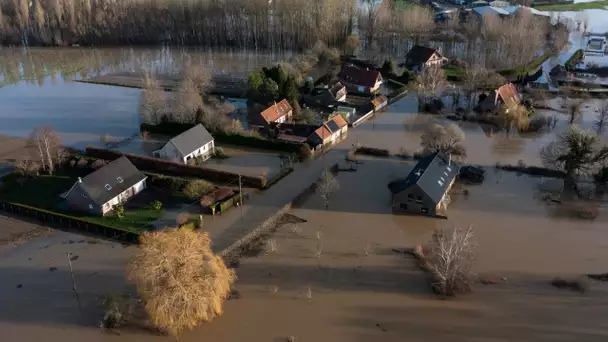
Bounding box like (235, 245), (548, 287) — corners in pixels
(76, 156), (147, 206)
(405, 45), (441, 66)
(169, 124), (214, 156)
(337, 64), (381, 88)
(389, 152), (459, 204)
(328, 82), (346, 99)
(325, 115), (348, 133)
(495, 83), (520, 108)
(277, 133), (308, 143)
(371, 95), (388, 108)
(310, 125), (332, 142)
(259, 99), (293, 123)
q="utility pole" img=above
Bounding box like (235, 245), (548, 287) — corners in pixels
(66, 252), (82, 315)
(238, 174), (244, 232)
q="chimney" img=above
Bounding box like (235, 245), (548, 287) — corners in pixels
(78, 177), (82, 183)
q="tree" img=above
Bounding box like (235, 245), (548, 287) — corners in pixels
(420, 123), (467, 160)
(13, 156), (38, 177)
(317, 169), (339, 209)
(258, 78), (279, 103)
(381, 58), (396, 75)
(297, 108), (317, 124)
(426, 225), (476, 296)
(182, 64), (213, 94)
(344, 34), (361, 55)
(463, 65), (486, 109)
(184, 180), (215, 199)
(416, 66), (447, 109)
(247, 70), (265, 99)
(170, 78), (203, 124)
(593, 100), (608, 135)
(541, 125), (608, 180)
(139, 72), (166, 125)
(128, 229), (235, 337)
(282, 76), (300, 107)
(29, 126), (60, 175)
(565, 98), (583, 124)
(498, 103), (530, 134)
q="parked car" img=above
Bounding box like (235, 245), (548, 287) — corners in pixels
(459, 165), (485, 183)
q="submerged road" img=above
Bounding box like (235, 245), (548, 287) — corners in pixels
(207, 94), (411, 253)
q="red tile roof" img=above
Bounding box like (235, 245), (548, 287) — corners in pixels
(338, 64), (381, 88)
(496, 83), (520, 108)
(371, 95), (388, 108)
(328, 114), (348, 130)
(312, 125), (332, 142)
(260, 99), (293, 123)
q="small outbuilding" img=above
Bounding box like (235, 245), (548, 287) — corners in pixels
(389, 152), (459, 218)
(153, 124), (215, 164)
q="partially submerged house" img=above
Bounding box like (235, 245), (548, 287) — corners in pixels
(404, 45), (448, 73)
(478, 82), (520, 113)
(250, 99), (294, 128)
(337, 64), (383, 94)
(63, 156), (147, 216)
(371, 95), (389, 111)
(389, 152), (459, 217)
(153, 123), (215, 164)
(308, 115), (349, 148)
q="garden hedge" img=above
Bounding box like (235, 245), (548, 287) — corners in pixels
(85, 146), (267, 189)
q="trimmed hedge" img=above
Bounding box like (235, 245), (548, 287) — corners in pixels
(355, 146), (390, 157)
(498, 51), (556, 77)
(0, 201), (139, 242)
(85, 146), (267, 189)
(140, 123), (307, 156)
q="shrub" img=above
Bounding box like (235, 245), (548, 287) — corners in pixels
(214, 147), (228, 159)
(151, 200), (163, 211)
(145, 172), (190, 192)
(176, 212), (190, 226)
(128, 229), (236, 336)
(184, 180), (215, 200)
(355, 146), (390, 157)
(114, 204), (125, 219)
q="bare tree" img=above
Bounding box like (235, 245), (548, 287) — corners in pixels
(416, 66), (447, 110)
(128, 229), (235, 337)
(344, 34), (361, 55)
(593, 100), (608, 135)
(29, 126), (60, 175)
(426, 225), (476, 296)
(565, 98), (584, 124)
(498, 103), (530, 134)
(463, 65), (486, 109)
(13, 156), (38, 176)
(317, 169), (339, 209)
(420, 123), (467, 160)
(139, 72), (166, 125)
(170, 78), (204, 124)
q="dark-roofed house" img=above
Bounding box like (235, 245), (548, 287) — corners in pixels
(337, 64), (383, 94)
(478, 82), (521, 113)
(303, 83), (347, 109)
(405, 45), (448, 73)
(153, 124), (215, 164)
(63, 156), (147, 216)
(250, 99), (294, 128)
(388, 152), (459, 217)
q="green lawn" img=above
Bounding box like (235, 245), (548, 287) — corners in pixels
(442, 64), (466, 81)
(534, 0), (608, 11)
(0, 173), (163, 233)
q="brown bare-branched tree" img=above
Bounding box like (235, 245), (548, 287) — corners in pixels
(29, 126), (60, 175)
(416, 66), (447, 110)
(139, 71), (166, 125)
(317, 169), (339, 209)
(420, 123), (467, 160)
(128, 229), (235, 337)
(426, 225), (476, 296)
(593, 100), (608, 135)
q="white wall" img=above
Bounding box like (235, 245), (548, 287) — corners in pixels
(183, 141), (215, 163)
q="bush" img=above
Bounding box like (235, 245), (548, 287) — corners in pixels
(151, 200), (163, 211)
(145, 172), (190, 192)
(565, 49), (584, 70)
(214, 147), (228, 159)
(114, 204), (125, 219)
(85, 147), (267, 189)
(128, 229), (236, 336)
(184, 180), (215, 200)
(355, 146), (390, 157)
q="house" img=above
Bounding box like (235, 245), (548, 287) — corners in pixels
(334, 106), (357, 123)
(304, 83), (347, 109)
(404, 45), (448, 72)
(337, 64), (383, 94)
(153, 124), (215, 164)
(388, 152), (459, 217)
(63, 156), (147, 216)
(307, 115), (349, 148)
(478, 82), (521, 113)
(371, 95), (388, 111)
(250, 99), (294, 128)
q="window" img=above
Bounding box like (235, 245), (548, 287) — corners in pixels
(416, 196), (422, 202)
(421, 208), (429, 214)
(105, 184), (112, 191)
(117, 177), (123, 183)
(438, 180), (444, 186)
(400, 203), (408, 210)
(407, 194), (414, 200)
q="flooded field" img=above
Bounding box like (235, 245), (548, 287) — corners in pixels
(2, 154), (608, 342)
(0, 48), (291, 148)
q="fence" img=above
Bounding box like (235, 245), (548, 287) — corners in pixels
(0, 201), (139, 243)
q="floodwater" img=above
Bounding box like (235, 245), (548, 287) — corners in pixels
(0, 47), (291, 148)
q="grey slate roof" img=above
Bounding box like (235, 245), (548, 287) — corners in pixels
(78, 156), (147, 205)
(405, 45), (440, 66)
(169, 124), (214, 156)
(389, 152), (459, 204)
